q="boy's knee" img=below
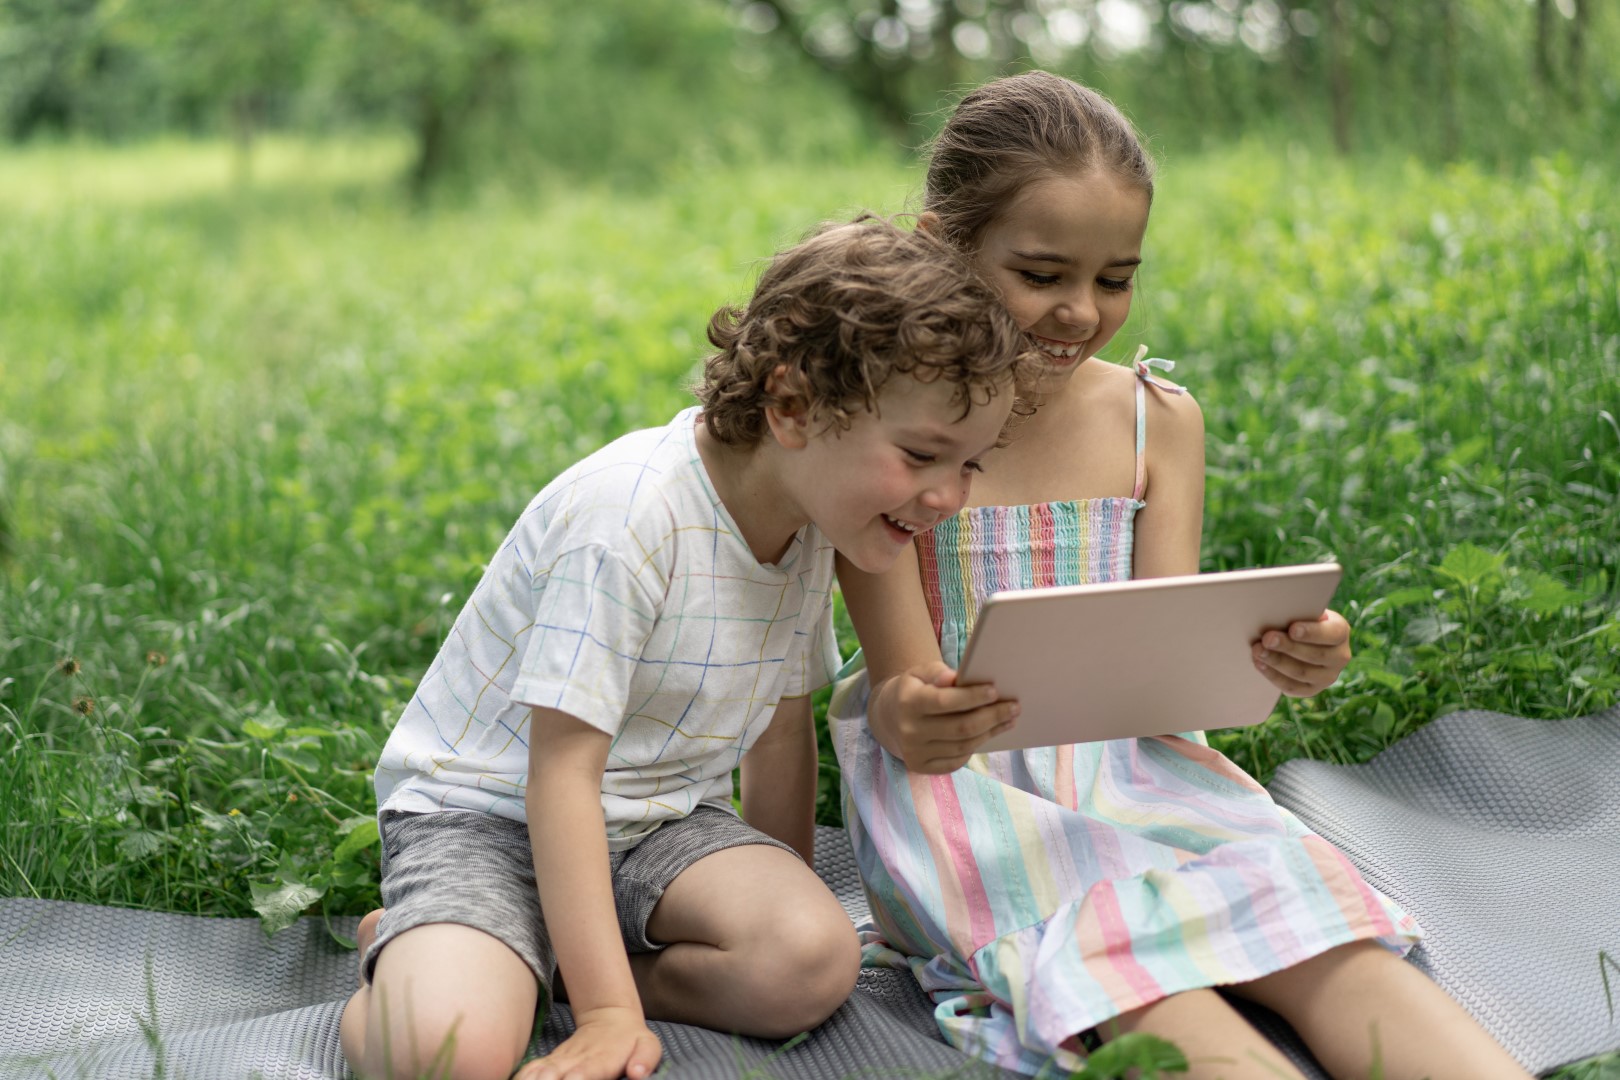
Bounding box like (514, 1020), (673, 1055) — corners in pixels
(344, 993), (528, 1080)
(743, 917), (861, 1036)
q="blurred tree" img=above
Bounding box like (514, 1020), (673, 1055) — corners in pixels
(131, 0), (324, 183)
(319, 0), (549, 198)
(0, 0), (122, 137)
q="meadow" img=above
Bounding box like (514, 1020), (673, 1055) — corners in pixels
(1, 134), (1616, 1061)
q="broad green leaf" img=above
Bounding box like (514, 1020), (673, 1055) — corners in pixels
(1406, 615), (1461, 645)
(118, 830), (168, 860)
(1383, 586), (1437, 609)
(1512, 570), (1578, 616)
(334, 819), (380, 863)
(242, 703), (289, 741)
(250, 881), (325, 936)
(1079, 1032), (1189, 1078)
(1436, 544), (1504, 588)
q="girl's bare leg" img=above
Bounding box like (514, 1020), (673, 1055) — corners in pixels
(1105, 988), (1307, 1079)
(341, 922), (538, 1080)
(1230, 940), (1533, 1080)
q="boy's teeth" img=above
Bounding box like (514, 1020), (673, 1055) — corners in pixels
(885, 515), (917, 533)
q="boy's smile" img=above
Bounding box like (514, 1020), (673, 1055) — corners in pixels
(787, 373), (1012, 574)
(701, 373), (1014, 574)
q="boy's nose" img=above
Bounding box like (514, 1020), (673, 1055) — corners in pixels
(919, 473), (970, 517)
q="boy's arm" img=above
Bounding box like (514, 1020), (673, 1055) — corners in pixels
(739, 694), (817, 863)
(523, 706), (661, 1080)
(837, 547), (1016, 774)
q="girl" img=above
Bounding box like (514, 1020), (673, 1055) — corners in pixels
(831, 71), (1530, 1080)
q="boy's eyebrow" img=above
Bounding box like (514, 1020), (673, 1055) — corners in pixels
(1011, 248), (1142, 269)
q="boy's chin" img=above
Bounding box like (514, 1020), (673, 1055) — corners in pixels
(840, 544), (909, 576)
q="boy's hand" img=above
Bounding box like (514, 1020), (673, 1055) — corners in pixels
(869, 661), (1019, 774)
(515, 1004), (661, 1080)
(1252, 608), (1352, 698)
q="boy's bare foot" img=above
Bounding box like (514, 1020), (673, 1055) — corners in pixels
(355, 908), (384, 987)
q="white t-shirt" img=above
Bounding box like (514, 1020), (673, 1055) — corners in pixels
(374, 406), (841, 850)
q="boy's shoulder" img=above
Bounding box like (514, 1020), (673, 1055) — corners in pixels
(522, 406), (709, 554)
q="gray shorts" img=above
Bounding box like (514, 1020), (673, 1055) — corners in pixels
(361, 804), (795, 1000)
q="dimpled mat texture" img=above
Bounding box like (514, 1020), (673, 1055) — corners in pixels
(1267, 705), (1620, 1076)
(2, 706), (1615, 1079)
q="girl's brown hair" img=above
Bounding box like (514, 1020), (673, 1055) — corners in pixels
(697, 216), (1034, 446)
(925, 71), (1155, 251)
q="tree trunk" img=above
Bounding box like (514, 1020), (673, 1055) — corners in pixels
(1568, 0), (1588, 107)
(1534, 0), (1556, 92)
(230, 93), (256, 189)
(1324, 0), (1355, 155)
(1435, 0), (1459, 160)
(411, 91), (448, 202)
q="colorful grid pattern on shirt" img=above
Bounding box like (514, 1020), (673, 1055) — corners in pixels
(830, 366), (1419, 1074)
(376, 406), (841, 851)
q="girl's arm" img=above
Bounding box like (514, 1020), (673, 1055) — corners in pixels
(739, 694), (817, 863)
(1130, 387), (1205, 579)
(526, 707), (662, 1080)
(837, 547), (1017, 773)
(1131, 387), (1351, 695)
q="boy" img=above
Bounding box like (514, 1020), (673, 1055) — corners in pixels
(340, 217), (1031, 1080)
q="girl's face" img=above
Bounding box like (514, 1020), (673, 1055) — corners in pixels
(971, 169), (1151, 393)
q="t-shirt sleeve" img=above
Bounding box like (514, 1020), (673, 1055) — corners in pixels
(510, 543), (660, 735)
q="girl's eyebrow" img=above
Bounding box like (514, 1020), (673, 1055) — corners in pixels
(1010, 248), (1142, 269)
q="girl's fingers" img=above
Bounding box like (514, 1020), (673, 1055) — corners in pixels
(1256, 657), (1316, 697)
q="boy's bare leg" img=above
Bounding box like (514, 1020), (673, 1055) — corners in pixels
(619, 843), (861, 1039)
(341, 922), (538, 1080)
(1230, 940), (1533, 1080)
(353, 909), (384, 987)
(1105, 988), (1307, 1079)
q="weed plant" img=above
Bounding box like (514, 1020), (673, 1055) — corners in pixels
(0, 139), (1616, 1078)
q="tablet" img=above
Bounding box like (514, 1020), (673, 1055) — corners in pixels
(958, 563), (1342, 752)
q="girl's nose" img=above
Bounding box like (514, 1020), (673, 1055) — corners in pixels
(1055, 286), (1099, 333)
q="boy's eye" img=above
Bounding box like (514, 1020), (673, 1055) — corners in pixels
(963, 460), (985, 474)
(903, 448), (935, 464)
(1100, 276), (1134, 293)
(1018, 270), (1059, 287)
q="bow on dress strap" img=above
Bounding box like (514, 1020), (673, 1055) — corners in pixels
(1130, 344), (1187, 395)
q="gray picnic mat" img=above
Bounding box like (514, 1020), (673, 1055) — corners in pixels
(1, 705), (1614, 1078)
(0, 828), (992, 1080)
(1268, 705), (1620, 1076)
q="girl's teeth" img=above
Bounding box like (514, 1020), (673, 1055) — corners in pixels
(885, 515), (917, 533)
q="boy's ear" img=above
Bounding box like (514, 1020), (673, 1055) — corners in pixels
(764, 364), (813, 449)
(917, 210), (942, 235)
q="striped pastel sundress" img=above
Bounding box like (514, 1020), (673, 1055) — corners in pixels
(829, 359), (1420, 1074)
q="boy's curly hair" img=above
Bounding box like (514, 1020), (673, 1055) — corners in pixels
(697, 216), (1034, 446)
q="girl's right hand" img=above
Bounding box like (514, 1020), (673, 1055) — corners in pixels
(868, 661), (1019, 773)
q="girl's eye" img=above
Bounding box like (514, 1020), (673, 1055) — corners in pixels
(1100, 276), (1134, 293)
(1018, 270), (1059, 287)
(963, 460), (985, 474)
(903, 448), (935, 464)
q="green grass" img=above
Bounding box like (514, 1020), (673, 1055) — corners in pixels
(0, 136), (1616, 1074)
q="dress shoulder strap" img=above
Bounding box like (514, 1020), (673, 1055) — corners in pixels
(1128, 344), (1187, 501)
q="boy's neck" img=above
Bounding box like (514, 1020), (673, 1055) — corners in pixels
(693, 422), (804, 567)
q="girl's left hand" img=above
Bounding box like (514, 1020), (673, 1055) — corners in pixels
(1252, 609), (1352, 697)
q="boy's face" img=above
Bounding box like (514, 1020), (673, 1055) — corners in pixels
(785, 372), (1012, 574)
